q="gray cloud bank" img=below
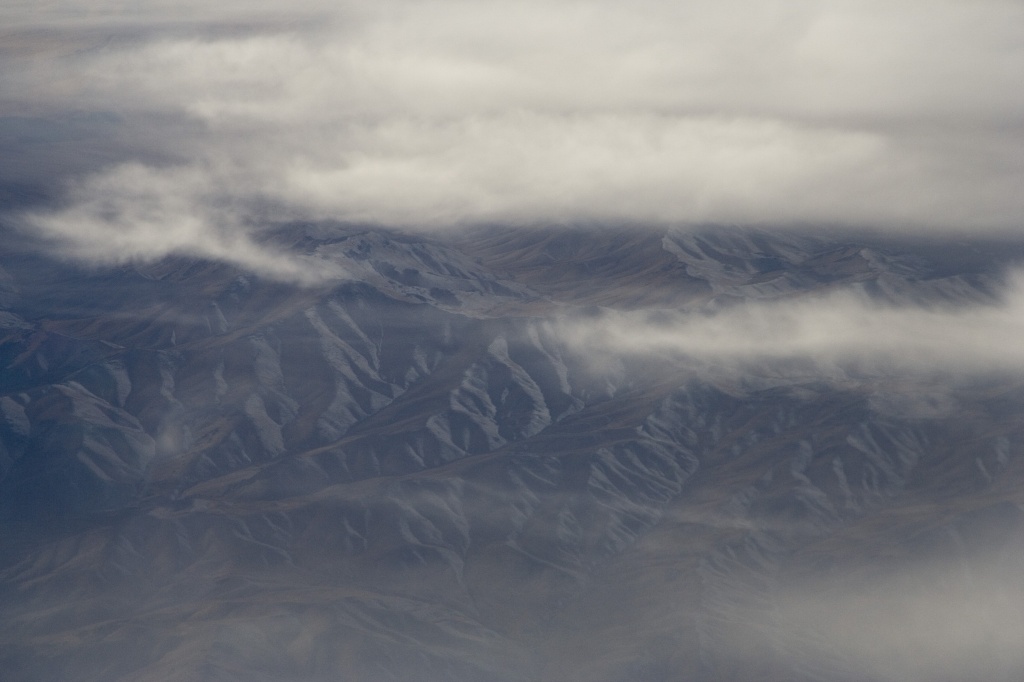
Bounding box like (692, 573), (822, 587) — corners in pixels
(2, 0), (1023, 274)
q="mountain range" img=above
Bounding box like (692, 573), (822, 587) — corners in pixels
(2, 221), (1023, 681)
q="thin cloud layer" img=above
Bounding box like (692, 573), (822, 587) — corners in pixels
(557, 275), (1024, 374)
(3, 0), (1023, 273)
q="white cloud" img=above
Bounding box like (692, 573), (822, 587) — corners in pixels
(4, 0), (1024, 271)
(556, 275), (1024, 374)
(25, 163), (346, 283)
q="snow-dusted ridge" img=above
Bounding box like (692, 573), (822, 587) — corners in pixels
(2, 223), (1024, 681)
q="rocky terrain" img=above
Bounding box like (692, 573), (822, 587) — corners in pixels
(2, 222), (1023, 681)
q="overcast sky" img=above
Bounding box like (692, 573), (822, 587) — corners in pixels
(2, 0), (1023, 271)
